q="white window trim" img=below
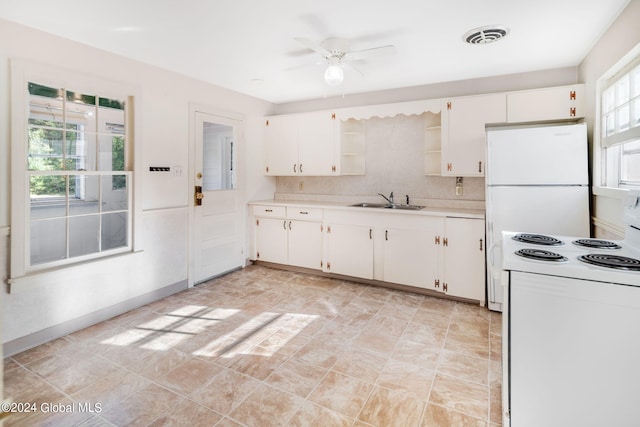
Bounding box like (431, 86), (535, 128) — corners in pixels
(594, 41), (640, 194)
(9, 59), (144, 282)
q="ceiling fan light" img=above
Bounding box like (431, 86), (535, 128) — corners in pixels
(324, 64), (344, 86)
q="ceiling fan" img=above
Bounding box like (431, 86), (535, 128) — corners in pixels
(293, 37), (397, 86)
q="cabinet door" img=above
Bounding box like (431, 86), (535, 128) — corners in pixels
(297, 111), (338, 175)
(324, 223), (374, 279)
(383, 223), (441, 289)
(264, 116), (298, 175)
(443, 218), (485, 303)
(255, 217), (288, 264)
(507, 84), (585, 123)
(442, 94), (506, 177)
(288, 220), (323, 270)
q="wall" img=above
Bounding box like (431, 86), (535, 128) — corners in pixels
(0, 19), (274, 350)
(274, 68), (580, 203)
(578, 0), (640, 237)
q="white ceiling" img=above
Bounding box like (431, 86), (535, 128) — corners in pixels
(0, 0), (631, 104)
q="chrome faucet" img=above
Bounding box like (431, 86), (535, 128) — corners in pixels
(378, 192), (394, 204)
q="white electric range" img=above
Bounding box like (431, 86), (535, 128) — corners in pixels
(501, 190), (640, 427)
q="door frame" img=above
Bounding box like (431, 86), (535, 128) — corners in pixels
(187, 103), (246, 287)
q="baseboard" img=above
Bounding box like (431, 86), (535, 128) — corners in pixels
(3, 279), (188, 358)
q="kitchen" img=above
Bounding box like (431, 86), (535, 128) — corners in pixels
(1, 0), (640, 425)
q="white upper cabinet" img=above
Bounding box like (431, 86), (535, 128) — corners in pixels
(507, 84), (585, 123)
(441, 93), (506, 177)
(264, 112), (339, 176)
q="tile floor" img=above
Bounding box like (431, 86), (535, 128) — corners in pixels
(4, 264), (503, 427)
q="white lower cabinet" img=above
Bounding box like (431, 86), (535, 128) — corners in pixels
(254, 217), (288, 264)
(382, 221), (441, 288)
(323, 223), (374, 279)
(254, 206), (323, 270)
(438, 217), (486, 303)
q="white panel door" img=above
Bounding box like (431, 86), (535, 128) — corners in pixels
(486, 123), (588, 185)
(193, 112), (244, 284)
(288, 220), (323, 270)
(383, 226), (439, 289)
(325, 223), (373, 279)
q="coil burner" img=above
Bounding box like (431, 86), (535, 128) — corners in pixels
(515, 248), (568, 262)
(572, 239), (622, 249)
(577, 254), (640, 271)
(512, 233), (563, 246)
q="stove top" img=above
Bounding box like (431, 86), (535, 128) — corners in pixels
(503, 231), (640, 286)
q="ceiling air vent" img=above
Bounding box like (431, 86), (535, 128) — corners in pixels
(463, 25), (510, 45)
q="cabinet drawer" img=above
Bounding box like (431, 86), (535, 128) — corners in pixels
(287, 207), (323, 220)
(253, 205), (286, 217)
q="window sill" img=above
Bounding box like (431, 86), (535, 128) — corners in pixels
(592, 186), (630, 199)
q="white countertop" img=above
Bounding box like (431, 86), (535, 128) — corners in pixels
(249, 198), (485, 219)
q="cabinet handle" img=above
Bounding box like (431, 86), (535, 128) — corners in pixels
(265, 166), (269, 173)
(293, 164), (297, 173)
(256, 219), (259, 226)
(480, 238), (483, 251)
(300, 163), (303, 173)
(283, 220), (287, 230)
(320, 225), (324, 232)
(478, 161), (482, 173)
(327, 225), (331, 234)
(299, 211), (308, 215)
(265, 209), (272, 212)
(385, 230), (388, 241)
(288, 220), (292, 230)
(265, 119), (269, 126)
(369, 229), (372, 239)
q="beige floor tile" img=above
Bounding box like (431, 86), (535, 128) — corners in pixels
(358, 386), (425, 427)
(228, 383), (304, 427)
(265, 356), (329, 398)
(437, 349), (490, 385)
(288, 401), (353, 427)
(308, 371), (374, 418)
(429, 373), (489, 420)
(189, 367), (260, 415)
(332, 348), (388, 384)
(3, 265), (502, 426)
(422, 403), (487, 427)
(376, 358), (434, 400)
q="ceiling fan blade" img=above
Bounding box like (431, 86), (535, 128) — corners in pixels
(294, 37), (330, 57)
(345, 62), (364, 77)
(345, 45), (397, 61)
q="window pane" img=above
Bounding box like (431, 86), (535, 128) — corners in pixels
(101, 212), (127, 251)
(102, 175), (128, 211)
(28, 119), (64, 171)
(602, 87), (615, 114)
(69, 215), (99, 258)
(634, 98), (640, 128)
(98, 135), (126, 171)
(617, 75), (630, 106)
(605, 112), (616, 137)
(69, 175), (99, 216)
(66, 93), (97, 133)
(30, 218), (66, 264)
(632, 65), (640, 98)
(618, 105), (630, 132)
(621, 140), (640, 183)
(30, 175), (67, 219)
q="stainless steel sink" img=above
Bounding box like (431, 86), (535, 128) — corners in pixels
(349, 203), (425, 211)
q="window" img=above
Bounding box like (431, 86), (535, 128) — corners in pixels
(600, 54), (640, 187)
(11, 68), (134, 274)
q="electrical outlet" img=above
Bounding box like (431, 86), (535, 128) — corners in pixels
(455, 177), (463, 196)
(298, 181), (304, 191)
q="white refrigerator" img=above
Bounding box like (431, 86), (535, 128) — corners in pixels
(485, 123), (590, 311)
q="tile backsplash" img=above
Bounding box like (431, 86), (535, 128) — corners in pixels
(276, 113), (485, 205)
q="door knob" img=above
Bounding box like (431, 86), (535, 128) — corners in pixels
(196, 172), (203, 179)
